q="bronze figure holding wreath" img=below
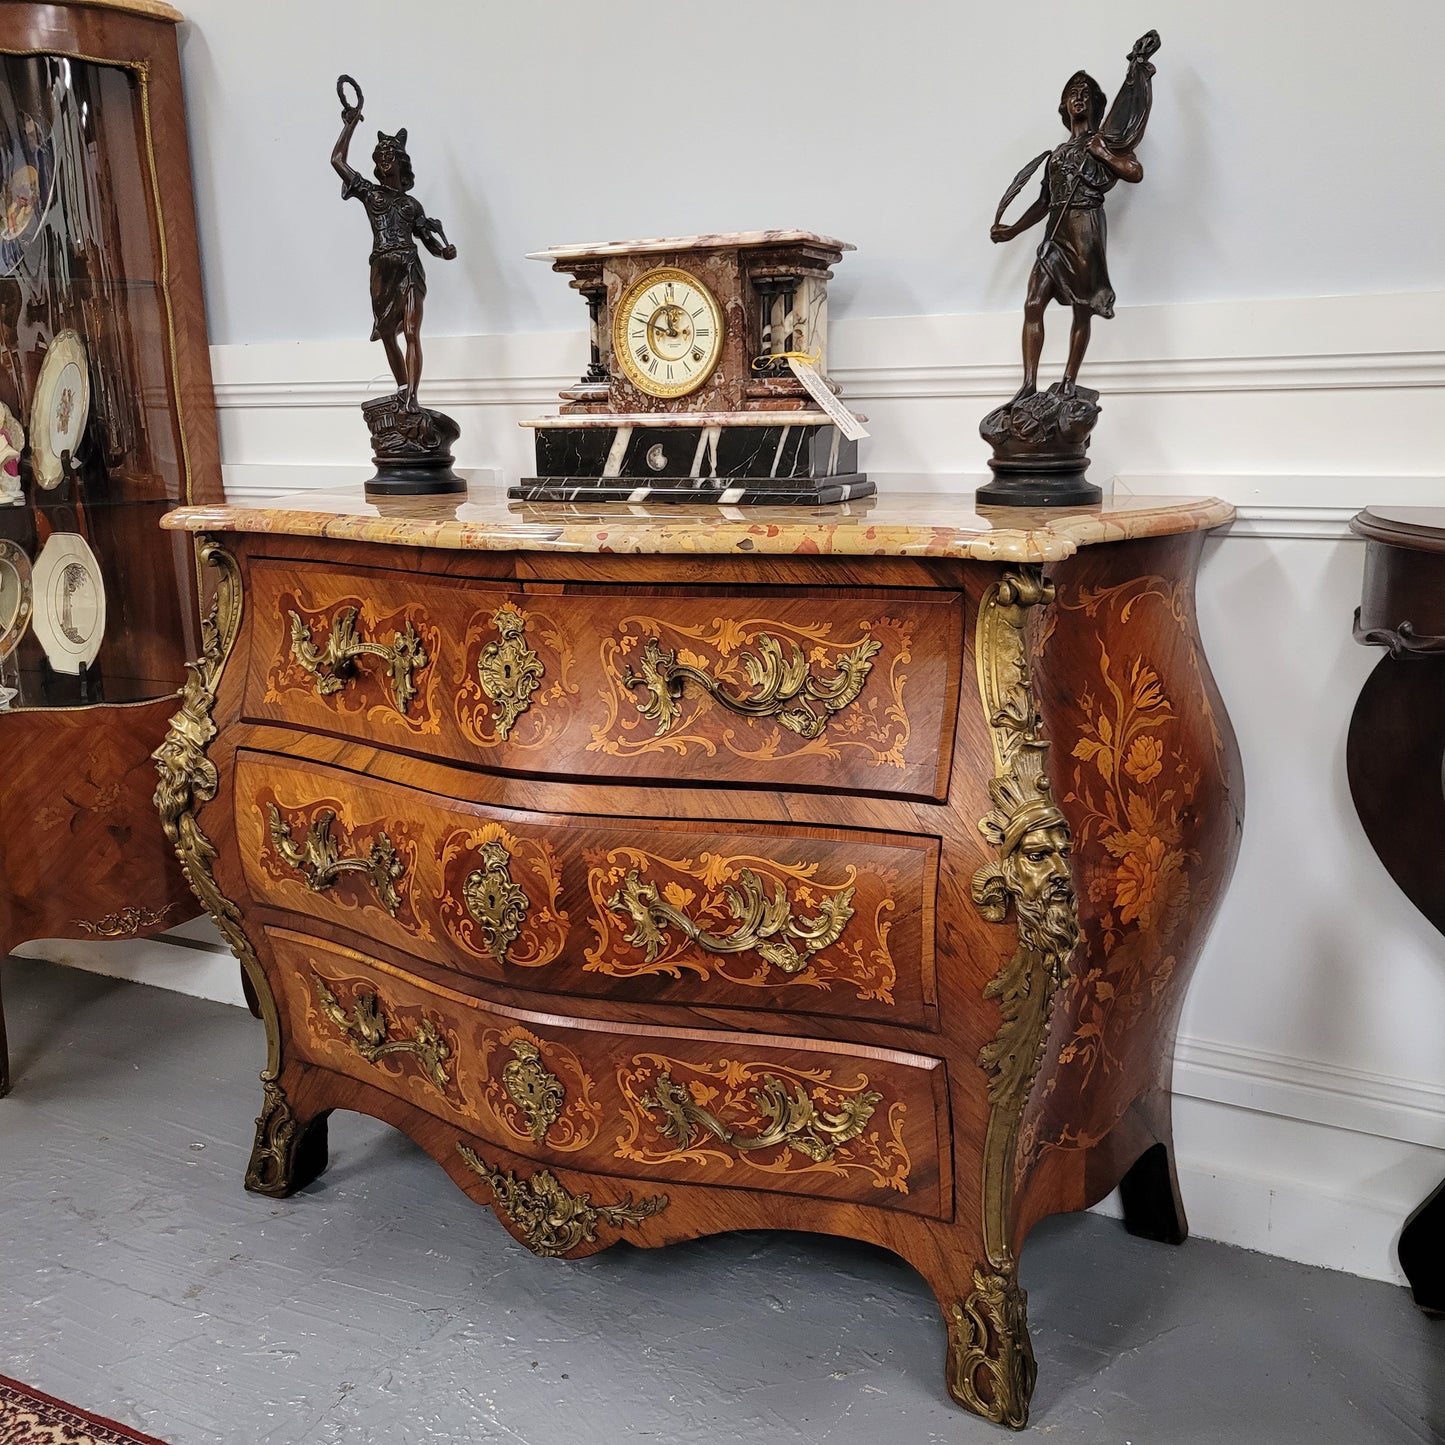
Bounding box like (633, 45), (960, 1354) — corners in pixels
(332, 74), (464, 496)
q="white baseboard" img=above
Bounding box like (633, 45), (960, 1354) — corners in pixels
(12, 931), (249, 1008)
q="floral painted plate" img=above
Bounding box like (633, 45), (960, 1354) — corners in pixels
(30, 329), (90, 489)
(0, 401), (23, 505)
(0, 537), (32, 662)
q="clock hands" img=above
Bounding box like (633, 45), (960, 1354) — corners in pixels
(647, 304), (694, 356)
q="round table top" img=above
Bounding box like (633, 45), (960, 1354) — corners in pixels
(1351, 507), (1445, 551)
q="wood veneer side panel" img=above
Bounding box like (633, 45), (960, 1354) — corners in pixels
(0, 697), (194, 951)
(1011, 531), (1244, 1247)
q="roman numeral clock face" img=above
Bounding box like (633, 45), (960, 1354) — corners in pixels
(612, 267), (724, 399)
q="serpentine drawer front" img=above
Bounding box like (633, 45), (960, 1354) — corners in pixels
(268, 927), (952, 1219)
(242, 559), (963, 800)
(235, 750), (940, 1029)
(157, 493), (1243, 1429)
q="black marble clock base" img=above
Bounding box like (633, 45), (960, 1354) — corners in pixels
(515, 418), (867, 505)
(511, 474), (873, 506)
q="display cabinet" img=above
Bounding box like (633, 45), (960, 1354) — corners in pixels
(0, 0), (222, 1093)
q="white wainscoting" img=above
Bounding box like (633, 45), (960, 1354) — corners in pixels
(17, 288), (1445, 1286)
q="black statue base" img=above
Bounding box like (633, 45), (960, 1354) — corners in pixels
(510, 420), (870, 506)
(978, 382), (1103, 508)
(363, 391), (465, 497)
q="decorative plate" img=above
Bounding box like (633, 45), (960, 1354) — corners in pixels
(0, 401), (24, 505)
(31, 531), (105, 673)
(0, 538), (32, 662)
(0, 78), (63, 275)
(30, 329), (90, 489)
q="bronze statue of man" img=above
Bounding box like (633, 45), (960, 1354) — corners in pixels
(978, 32), (1160, 507)
(332, 76), (456, 410)
(330, 76), (464, 495)
(991, 31), (1160, 400)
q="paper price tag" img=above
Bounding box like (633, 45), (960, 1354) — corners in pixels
(786, 357), (869, 441)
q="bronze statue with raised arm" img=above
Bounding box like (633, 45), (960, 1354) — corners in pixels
(332, 74), (464, 496)
(978, 31), (1160, 508)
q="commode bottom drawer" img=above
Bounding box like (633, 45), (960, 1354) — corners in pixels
(267, 926), (952, 1220)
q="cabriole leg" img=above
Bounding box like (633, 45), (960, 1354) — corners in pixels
(945, 1263), (1037, 1429)
(244, 1076), (330, 1197)
(1119, 1141), (1188, 1246)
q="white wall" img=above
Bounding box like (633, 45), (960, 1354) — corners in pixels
(173, 0), (1445, 344)
(19, 0), (1445, 1288)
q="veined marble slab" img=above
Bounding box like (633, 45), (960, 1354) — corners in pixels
(164, 488), (1233, 564)
(519, 411), (848, 429)
(529, 230), (853, 261)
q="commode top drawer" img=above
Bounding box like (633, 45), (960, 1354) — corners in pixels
(241, 559), (963, 801)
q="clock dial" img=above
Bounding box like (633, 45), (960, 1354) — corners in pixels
(613, 266), (724, 399)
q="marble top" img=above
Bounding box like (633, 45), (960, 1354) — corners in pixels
(163, 488), (1232, 564)
(529, 230), (853, 262)
(1351, 506), (1445, 551)
(519, 411), (850, 429)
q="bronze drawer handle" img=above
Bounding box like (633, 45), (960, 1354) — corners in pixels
(606, 865), (854, 975)
(621, 631), (881, 738)
(314, 974), (450, 1092)
(457, 1144), (668, 1258)
(268, 804), (405, 917)
(642, 1070), (881, 1164)
(289, 607), (429, 714)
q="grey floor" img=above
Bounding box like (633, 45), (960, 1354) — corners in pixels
(0, 958), (1439, 1445)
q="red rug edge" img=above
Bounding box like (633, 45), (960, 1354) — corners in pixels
(0, 1372), (170, 1445)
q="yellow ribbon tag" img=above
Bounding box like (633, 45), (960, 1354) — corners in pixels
(751, 348), (822, 372)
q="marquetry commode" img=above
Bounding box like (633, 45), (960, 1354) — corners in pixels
(154, 489), (1242, 1428)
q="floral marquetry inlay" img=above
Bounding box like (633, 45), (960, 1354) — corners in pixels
(456, 602), (578, 748)
(437, 823), (568, 969)
(589, 613), (914, 769)
(583, 845), (898, 1003)
(616, 1053), (911, 1193)
(1025, 574), (1232, 1148)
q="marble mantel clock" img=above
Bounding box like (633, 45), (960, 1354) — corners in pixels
(510, 230), (872, 505)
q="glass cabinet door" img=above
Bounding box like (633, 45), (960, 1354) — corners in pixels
(0, 30), (216, 708)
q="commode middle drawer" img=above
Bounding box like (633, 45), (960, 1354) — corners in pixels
(265, 926), (951, 1219)
(235, 751), (940, 1029)
(242, 559), (962, 801)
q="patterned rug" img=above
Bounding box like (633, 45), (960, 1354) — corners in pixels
(0, 1375), (168, 1445)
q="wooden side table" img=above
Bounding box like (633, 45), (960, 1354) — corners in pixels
(1347, 505), (1445, 1314)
